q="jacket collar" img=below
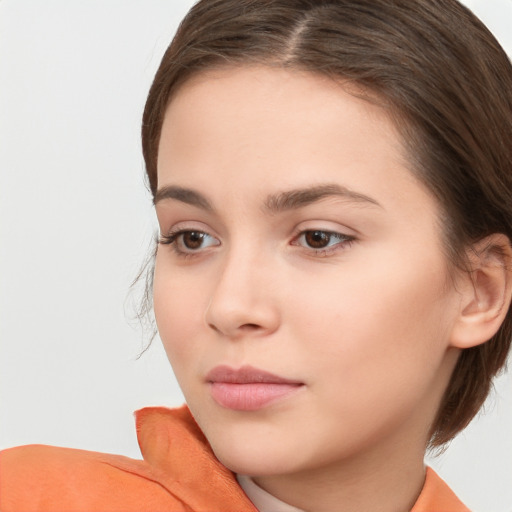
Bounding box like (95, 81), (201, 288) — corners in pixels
(135, 406), (470, 512)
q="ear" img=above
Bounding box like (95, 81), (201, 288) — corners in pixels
(450, 234), (512, 349)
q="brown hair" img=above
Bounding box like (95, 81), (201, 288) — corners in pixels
(141, 0), (512, 447)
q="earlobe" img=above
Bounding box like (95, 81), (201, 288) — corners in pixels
(450, 234), (512, 349)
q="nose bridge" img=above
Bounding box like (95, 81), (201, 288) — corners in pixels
(205, 239), (279, 337)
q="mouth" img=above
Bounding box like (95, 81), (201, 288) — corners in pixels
(206, 365), (304, 411)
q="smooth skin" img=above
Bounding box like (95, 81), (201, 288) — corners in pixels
(153, 66), (510, 512)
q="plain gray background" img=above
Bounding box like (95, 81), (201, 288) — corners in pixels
(0, 2), (511, 511)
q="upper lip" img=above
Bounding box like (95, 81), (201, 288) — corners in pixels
(206, 365), (303, 385)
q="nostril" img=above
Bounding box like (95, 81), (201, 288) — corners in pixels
(207, 321), (262, 336)
(208, 323), (221, 333)
(240, 323), (261, 331)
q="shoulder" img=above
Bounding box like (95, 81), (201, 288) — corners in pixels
(0, 406), (257, 512)
(0, 444), (187, 511)
(411, 467), (471, 512)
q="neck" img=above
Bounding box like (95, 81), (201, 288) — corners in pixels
(252, 429), (427, 512)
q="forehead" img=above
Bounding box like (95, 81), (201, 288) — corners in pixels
(157, 65), (434, 217)
(161, 66), (395, 152)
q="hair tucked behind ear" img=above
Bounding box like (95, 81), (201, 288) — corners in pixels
(141, 0), (512, 446)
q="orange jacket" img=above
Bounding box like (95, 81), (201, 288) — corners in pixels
(0, 406), (470, 511)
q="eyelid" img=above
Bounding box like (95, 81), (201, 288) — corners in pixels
(291, 229), (355, 245)
(159, 229), (219, 245)
(158, 222), (221, 257)
(291, 220), (357, 238)
(290, 224), (357, 256)
(158, 220), (217, 238)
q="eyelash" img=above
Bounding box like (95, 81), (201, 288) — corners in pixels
(291, 230), (355, 257)
(158, 229), (219, 259)
(158, 229), (355, 258)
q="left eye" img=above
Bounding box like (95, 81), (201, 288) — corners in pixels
(295, 230), (352, 250)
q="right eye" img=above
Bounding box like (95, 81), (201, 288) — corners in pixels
(159, 230), (220, 255)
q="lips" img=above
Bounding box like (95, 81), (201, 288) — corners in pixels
(206, 365), (304, 411)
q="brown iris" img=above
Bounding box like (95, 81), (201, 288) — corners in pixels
(304, 231), (332, 249)
(182, 231), (205, 249)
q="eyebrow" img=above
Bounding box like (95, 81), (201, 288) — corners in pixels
(263, 184), (382, 213)
(154, 185), (213, 210)
(154, 183), (382, 212)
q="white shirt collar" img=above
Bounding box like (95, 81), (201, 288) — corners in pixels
(237, 474), (306, 512)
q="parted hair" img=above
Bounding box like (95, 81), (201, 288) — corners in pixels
(141, 0), (512, 447)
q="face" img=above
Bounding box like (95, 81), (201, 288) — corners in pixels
(153, 66), (462, 482)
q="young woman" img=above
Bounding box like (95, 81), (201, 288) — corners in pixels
(1, 1), (511, 511)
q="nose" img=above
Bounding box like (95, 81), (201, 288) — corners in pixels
(204, 250), (280, 339)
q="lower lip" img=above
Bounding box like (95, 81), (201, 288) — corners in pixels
(209, 382), (303, 411)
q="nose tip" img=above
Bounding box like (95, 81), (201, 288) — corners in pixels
(204, 267), (280, 339)
(206, 300), (279, 338)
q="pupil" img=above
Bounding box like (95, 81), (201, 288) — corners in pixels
(306, 231), (330, 248)
(183, 232), (204, 249)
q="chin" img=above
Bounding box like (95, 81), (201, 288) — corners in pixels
(187, 397), (321, 477)
(202, 419), (299, 476)
(211, 442), (292, 477)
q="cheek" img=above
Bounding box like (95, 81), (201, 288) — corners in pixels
(288, 249), (456, 392)
(277, 256), (457, 452)
(153, 257), (207, 364)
